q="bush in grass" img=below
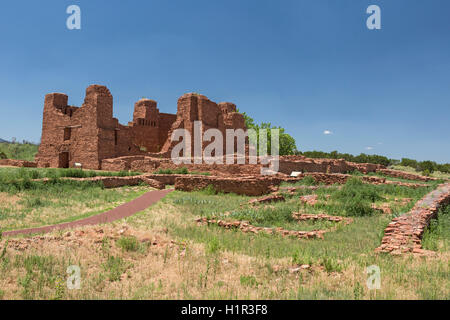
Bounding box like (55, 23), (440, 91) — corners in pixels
(201, 184), (217, 195)
(206, 237), (221, 255)
(116, 236), (140, 252)
(240, 275), (258, 287)
(154, 167), (189, 175)
(321, 257), (343, 273)
(334, 177), (383, 203)
(331, 177), (382, 216)
(339, 199), (375, 217)
(102, 256), (130, 281)
(300, 175), (317, 186)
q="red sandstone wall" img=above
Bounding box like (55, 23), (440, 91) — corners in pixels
(36, 90), (102, 169)
(161, 93), (246, 156)
(175, 176), (281, 196)
(376, 183), (450, 254)
(277, 157), (385, 175)
(0, 159), (37, 168)
(37, 86), (245, 170)
(376, 168), (437, 182)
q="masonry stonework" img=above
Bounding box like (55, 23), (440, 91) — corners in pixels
(36, 85), (246, 170)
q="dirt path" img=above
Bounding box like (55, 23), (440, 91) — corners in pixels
(3, 189), (173, 237)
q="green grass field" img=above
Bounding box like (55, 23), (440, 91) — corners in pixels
(0, 168), (447, 300)
(0, 167), (148, 231)
(422, 206), (450, 252)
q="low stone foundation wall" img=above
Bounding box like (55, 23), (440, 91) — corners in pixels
(35, 175), (166, 189)
(376, 168), (437, 182)
(138, 174), (183, 185)
(101, 156), (148, 171)
(101, 155), (389, 177)
(375, 183), (450, 255)
(248, 194), (285, 205)
(195, 217), (326, 239)
(0, 159), (37, 168)
(277, 156), (385, 175)
(196, 213), (352, 240)
(102, 155), (262, 176)
(174, 173), (428, 196)
(175, 176), (282, 196)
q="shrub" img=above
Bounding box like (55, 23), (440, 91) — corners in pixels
(334, 177), (383, 203)
(300, 176), (316, 186)
(206, 237), (221, 255)
(331, 177), (381, 216)
(240, 275), (258, 287)
(116, 236), (140, 252)
(321, 257), (343, 273)
(102, 256), (130, 281)
(339, 199), (374, 217)
(202, 184), (217, 195)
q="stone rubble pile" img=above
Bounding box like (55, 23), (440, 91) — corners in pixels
(291, 212), (352, 225)
(248, 193), (285, 205)
(299, 194), (319, 206)
(371, 203), (392, 214)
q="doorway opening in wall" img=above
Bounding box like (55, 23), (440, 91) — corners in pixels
(58, 152), (69, 168)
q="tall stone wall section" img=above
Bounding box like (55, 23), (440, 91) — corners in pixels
(161, 93), (246, 156)
(36, 86), (246, 170)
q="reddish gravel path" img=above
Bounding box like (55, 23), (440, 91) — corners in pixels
(3, 189), (173, 237)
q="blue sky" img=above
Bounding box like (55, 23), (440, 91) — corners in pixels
(0, 0), (449, 162)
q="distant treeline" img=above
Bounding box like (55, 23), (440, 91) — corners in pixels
(296, 150), (450, 174)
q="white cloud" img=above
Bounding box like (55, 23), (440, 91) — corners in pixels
(323, 130), (332, 135)
(365, 146), (374, 150)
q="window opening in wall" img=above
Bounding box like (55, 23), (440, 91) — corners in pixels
(64, 127), (71, 141)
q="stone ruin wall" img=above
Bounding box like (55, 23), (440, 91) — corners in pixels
(99, 154), (388, 177)
(35, 85), (246, 170)
(173, 173), (394, 196)
(277, 155), (385, 175)
(376, 168), (438, 182)
(28, 84), (439, 189)
(376, 183), (450, 255)
(161, 93), (246, 156)
(0, 159), (37, 168)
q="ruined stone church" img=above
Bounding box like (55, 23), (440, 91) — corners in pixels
(36, 85), (246, 169)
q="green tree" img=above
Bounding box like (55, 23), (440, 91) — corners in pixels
(239, 111), (297, 155)
(417, 160), (436, 173)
